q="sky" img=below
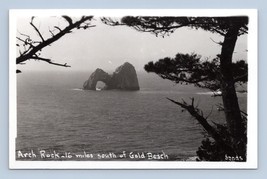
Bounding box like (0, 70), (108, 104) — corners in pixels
(16, 16), (248, 73)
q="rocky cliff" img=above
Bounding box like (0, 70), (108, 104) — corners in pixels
(83, 62), (140, 91)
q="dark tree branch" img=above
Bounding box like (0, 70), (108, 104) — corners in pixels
(49, 31), (54, 36)
(144, 52), (247, 92)
(101, 17), (199, 37)
(209, 27), (227, 36)
(17, 16), (94, 66)
(166, 97), (222, 142)
(166, 97), (236, 154)
(16, 37), (27, 44)
(216, 104), (224, 111)
(30, 18), (45, 42)
(31, 56), (71, 67)
(205, 106), (214, 119)
(160, 74), (210, 84)
(16, 37), (35, 56)
(102, 16), (248, 38)
(17, 31), (30, 38)
(209, 37), (223, 45)
(62, 15), (73, 25)
(240, 110), (248, 116)
(54, 26), (62, 32)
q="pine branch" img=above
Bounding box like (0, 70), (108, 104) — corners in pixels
(166, 97), (235, 153)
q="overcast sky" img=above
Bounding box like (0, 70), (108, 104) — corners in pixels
(16, 16), (248, 73)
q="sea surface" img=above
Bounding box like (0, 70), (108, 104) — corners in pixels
(16, 71), (247, 161)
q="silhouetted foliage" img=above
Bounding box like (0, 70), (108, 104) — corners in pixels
(102, 16), (248, 37)
(197, 114), (247, 161)
(144, 53), (247, 91)
(102, 16), (248, 161)
(16, 16), (95, 73)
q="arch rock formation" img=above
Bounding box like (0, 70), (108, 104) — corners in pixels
(83, 62), (140, 91)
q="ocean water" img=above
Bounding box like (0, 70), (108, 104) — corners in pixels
(16, 71), (247, 161)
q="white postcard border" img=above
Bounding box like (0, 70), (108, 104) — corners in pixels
(9, 9), (258, 169)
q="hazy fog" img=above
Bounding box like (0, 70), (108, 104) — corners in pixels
(16, 16), (247, 73)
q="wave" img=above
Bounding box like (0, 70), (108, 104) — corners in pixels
(196, 91), (221, 95)
(71, 88), (83, 91)
(197, 90), (246, 96)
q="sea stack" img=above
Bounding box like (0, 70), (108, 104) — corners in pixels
(83, 62), (140, 91)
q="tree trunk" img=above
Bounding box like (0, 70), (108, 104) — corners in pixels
(220, 25), (245, 148)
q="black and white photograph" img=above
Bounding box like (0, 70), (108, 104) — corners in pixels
(9, 9), (257, 169)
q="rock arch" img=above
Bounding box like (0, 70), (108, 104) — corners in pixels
(83, 62), (140, 91)
(95, 81), (106, 90)
(83, 68), (112, 90)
